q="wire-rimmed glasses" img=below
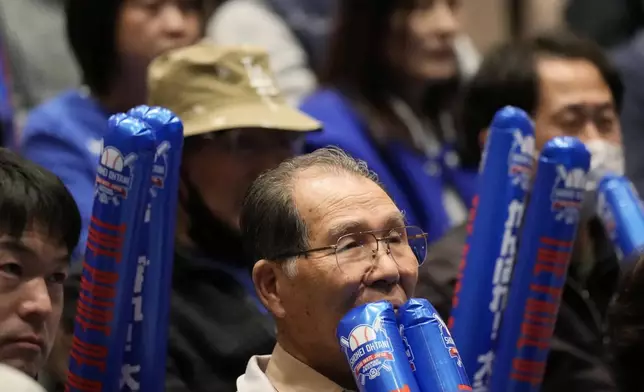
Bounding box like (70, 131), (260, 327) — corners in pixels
(277, 226), (428, 272)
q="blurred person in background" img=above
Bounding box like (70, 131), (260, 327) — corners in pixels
(0, 0), (80, 145)
(207, 0), (336, 105)
(238, 147), (425, 390)
(565, 0), (644, 49)
(421, 32), (623, 391)
(300, 0), (480, 244)
(41, 43), (321, 392)
(565, 0), (644, 196)
(610, 21), (644, 196)
(0, 148), (80, 381)
(20, 0), (206, 261)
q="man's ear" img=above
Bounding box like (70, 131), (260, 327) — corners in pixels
(479, 128), (489, 150)
(253, 260), (286, 318)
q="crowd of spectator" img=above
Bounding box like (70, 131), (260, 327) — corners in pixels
(2, 0), (644, 391)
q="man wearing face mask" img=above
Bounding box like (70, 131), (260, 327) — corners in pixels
(417, 32), (623, 391)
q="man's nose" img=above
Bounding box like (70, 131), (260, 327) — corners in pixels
(17, 278), (53, 323)
(579, 122), (602, 144)
(365, 247), (401, 287)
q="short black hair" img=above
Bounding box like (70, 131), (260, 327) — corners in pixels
(459, 31), (624, 167)
(0, 148), (81, 255)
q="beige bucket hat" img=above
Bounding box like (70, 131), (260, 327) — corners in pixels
(148, 41), (321, 137)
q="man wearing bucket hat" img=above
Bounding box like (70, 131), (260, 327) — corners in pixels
(44, 42), (320, 392)
(151, 42), (321, 392)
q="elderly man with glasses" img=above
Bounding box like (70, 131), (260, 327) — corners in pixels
(237, 147), (428, 392)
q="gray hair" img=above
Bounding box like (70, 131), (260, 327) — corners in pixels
(240, 147), (381, 275)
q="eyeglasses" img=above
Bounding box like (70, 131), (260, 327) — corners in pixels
(276, 226), (428, 272)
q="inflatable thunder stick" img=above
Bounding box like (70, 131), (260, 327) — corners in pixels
(597, 174), (644, 264)
(67, 115), (156, 392)
(490, 136), (590, 392)
(338, 301), (420, 392)
(398, 298), (471, 392)
(449, 106), (535, 390)
(120, 106), (184, 392)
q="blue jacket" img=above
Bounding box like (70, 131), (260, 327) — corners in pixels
(21, 90), (109, 260)
(300, 89), (478, 242)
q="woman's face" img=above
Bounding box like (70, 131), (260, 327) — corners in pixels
(388, 0), (462, 82)
(116, 0), (203, 72)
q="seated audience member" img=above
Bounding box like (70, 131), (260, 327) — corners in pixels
(0, 0), (80, 126)
(0, 148), (81, 380)
(20, 0), (206, 260)
(208, 0), (335, 104)
(238, 147), (427, 390)
(422, 32), (624, 391)
(150, 43), (320, 391)
(45, 43), (321, 392)
(300, 0), (480, 243)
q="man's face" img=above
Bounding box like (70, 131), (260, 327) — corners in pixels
(533, 57), (621, 150)
(0, 230), (69, 378)
(276, 171), (418, 385)
(116, 0), (202, 71)
(182, 129), (302, 230)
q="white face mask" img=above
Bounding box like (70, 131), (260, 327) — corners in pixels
(531, 139), (624, 185)
(578, 139), (625, 222)
(584, 139), (625, 190)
